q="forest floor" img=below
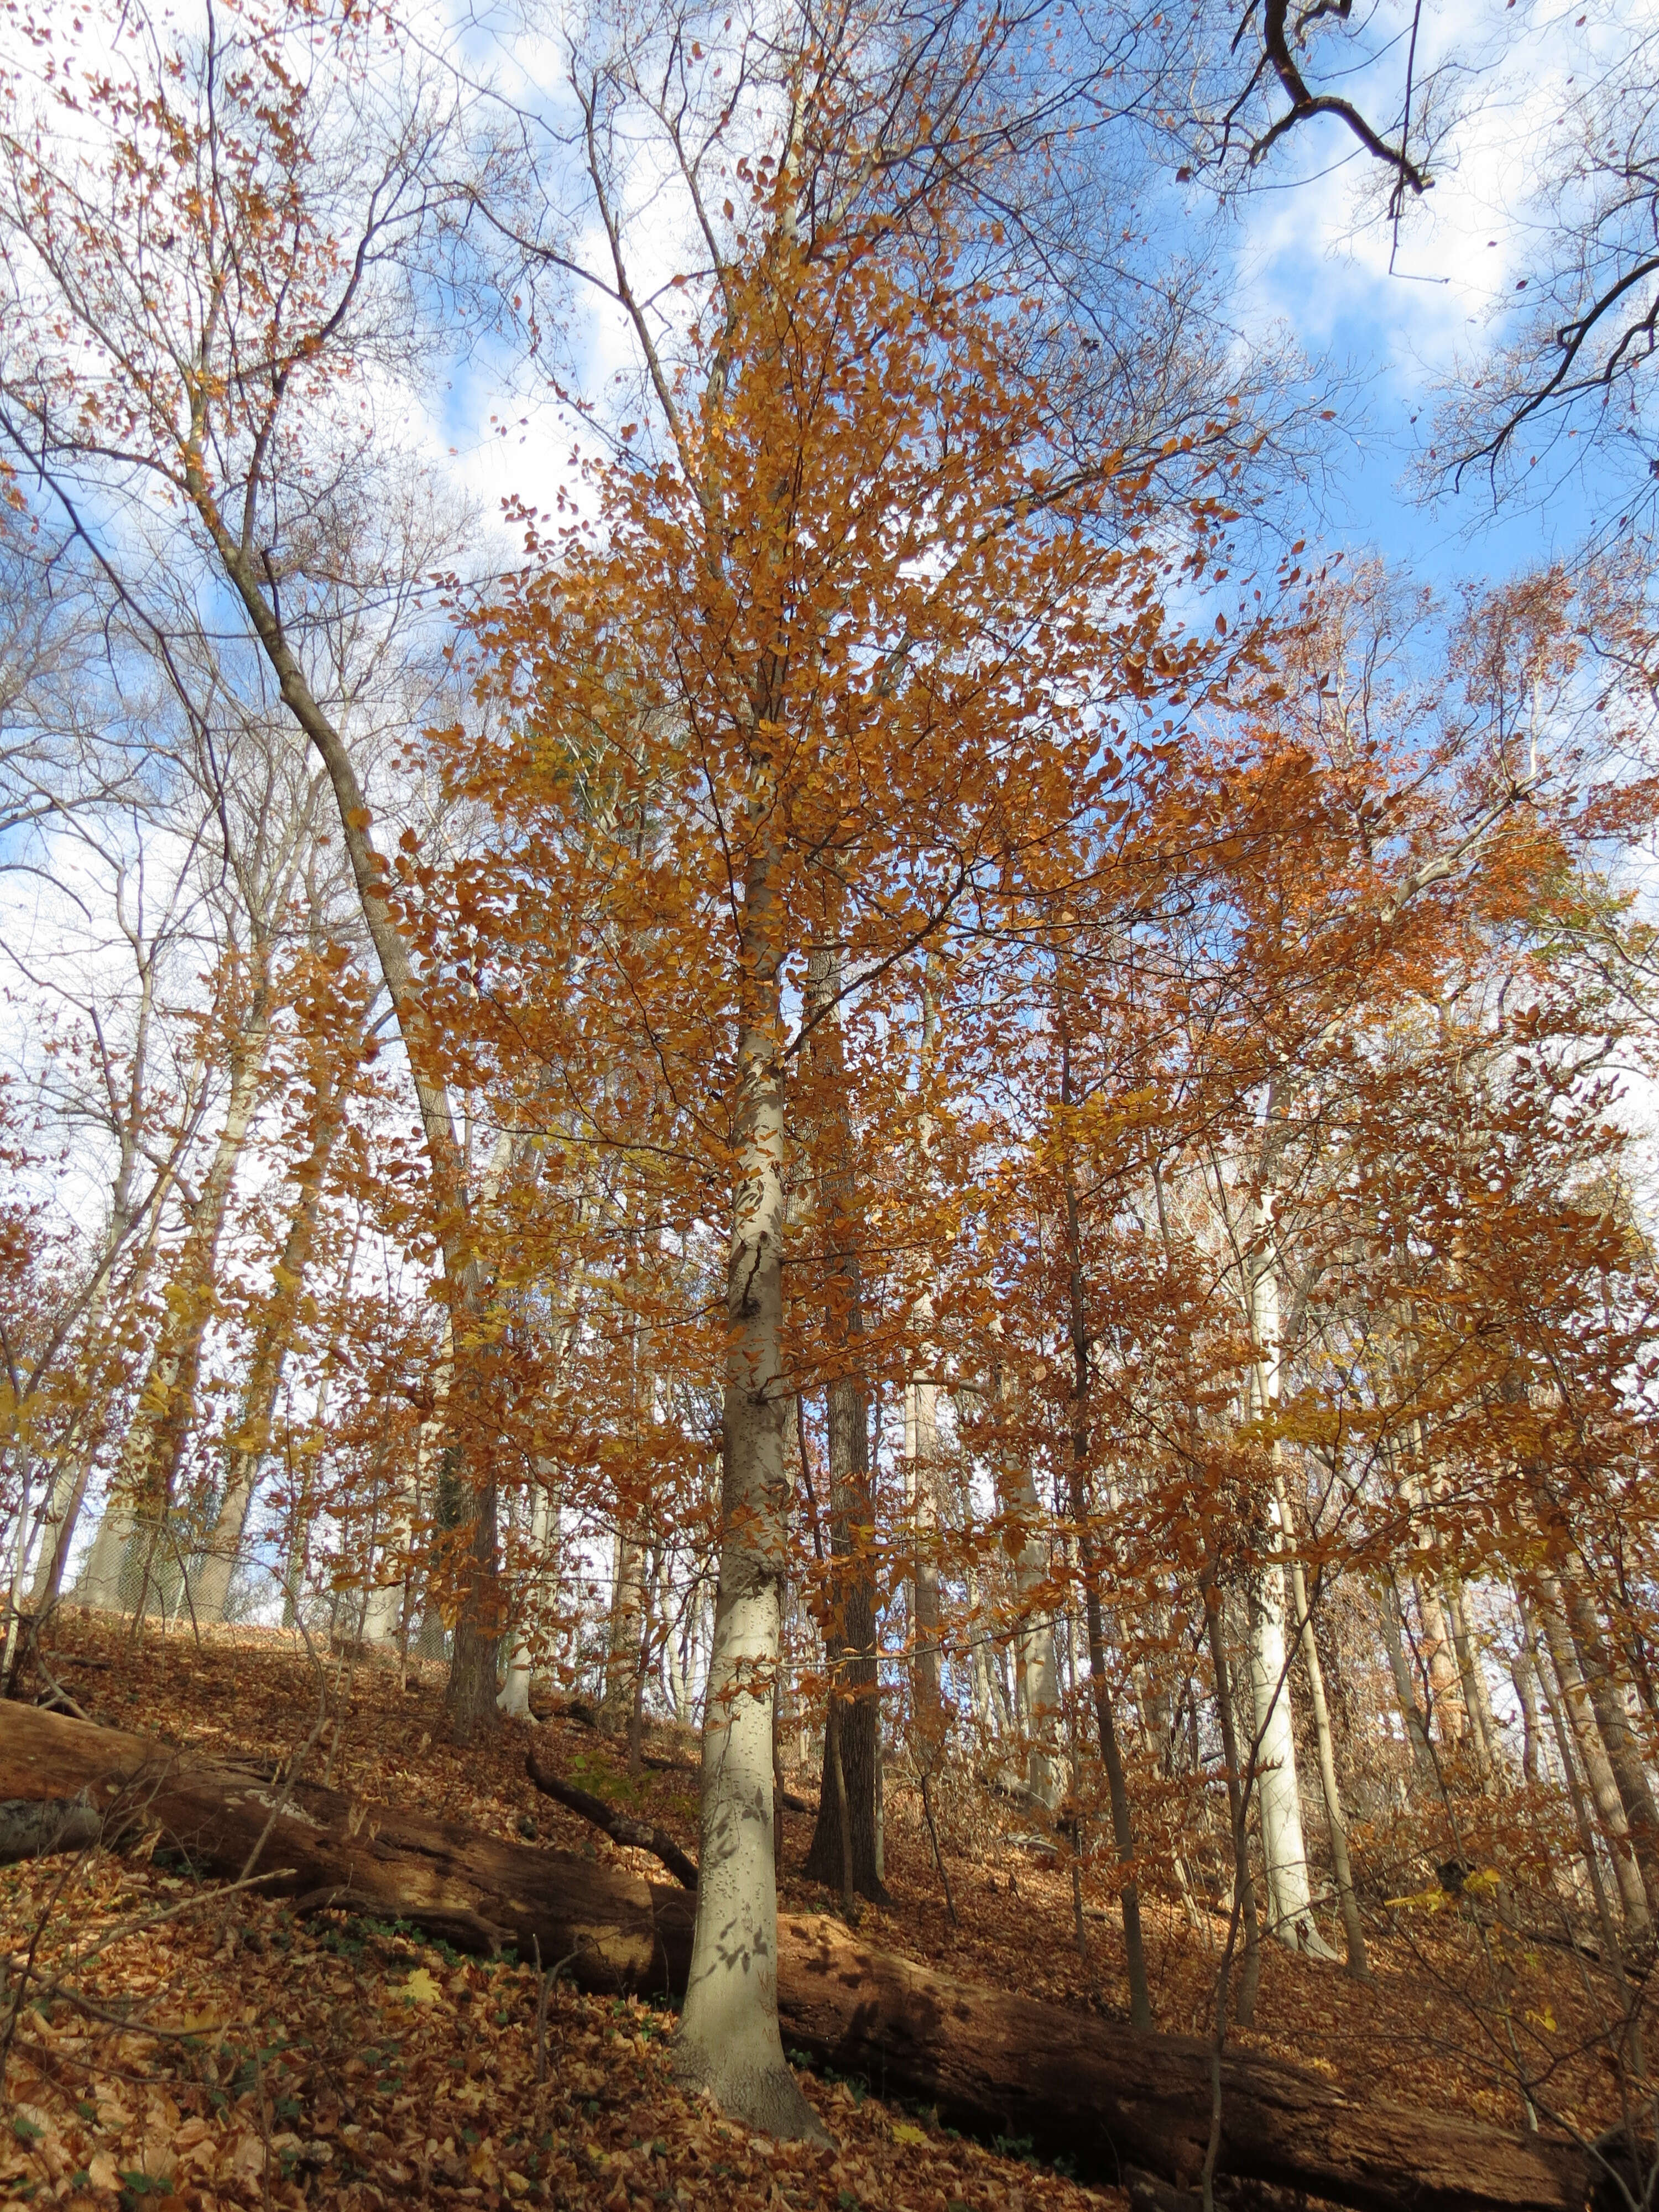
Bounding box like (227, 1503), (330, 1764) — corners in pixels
(0, 1614), (1621, 2212)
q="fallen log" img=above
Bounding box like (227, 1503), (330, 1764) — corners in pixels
(770, 1915), (1592, 2212)
(525, 1746), (700, 1890)
(0, 1791), (99, 1865)
(0, 1704), (1594, 2212)
(2, 1701), (690, 1991)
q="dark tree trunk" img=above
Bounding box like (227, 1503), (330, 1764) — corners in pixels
(802, 1369), (883, 1900)
(1206, 1576), (1262, 2027)
(447, 1474), (502, 1745)
(800, 946), (883, 1903)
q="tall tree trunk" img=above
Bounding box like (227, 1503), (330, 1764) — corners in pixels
(601, 1199), (653, 1736)
(361, 1474), (414, 1655)
(988, 1342), (1062, 1809)
(1012, 1462), (1063, 1808)
(500, 1311), (578, 1714)
(500, 1479), (556, 1719)
(82, 982), (270, 1617)
(674, 839), (820, 2142)
(1535, 1584), (1651, 1932)
(193, 500), (497, 1741)
(1526, 1601), (1625, 1954)
(1443, 1577), (1497, 1788)
(1058, 1012), (1151, 2026)
(152, 994), (273, 1611)
(904, 1365), (943, 1761)
(1415, 1576), (1466, 1745)
(1245, 1232), (1335, 1959)
(1551, 1563), (1659, 1915)
(601, 1524), (648, 1728)
(280, 1369), (332, 1625)
(363, 1334), (452, 1656)
(1396, 1436), (1468, 1751)
(1376, 1577), (1436, 1783)
(446, 1128), (524, 1734)
(963, 1557), (1005, 1740)
(27, 1439), (97, 1614)
(1248, 1553), (1332, 1954)
(1206, 1577), (1261, 2028)
(905, 964), (945, 1766)
(1508, 1637), (1542, 1787)
(196, 1051), (346, 1624)
(25, 1257), (137, 1613)
(1273, 1468), (1368, 1976)
(13, 919), (183, 1618)
(802, 947), (883, 1902)
(801, 1363), (883, 1897)
(1406, 1552), (1466, 1749)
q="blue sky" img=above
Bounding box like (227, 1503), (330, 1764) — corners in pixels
(1222, 0), (1650, 596)
(420, 0), (1647, 617)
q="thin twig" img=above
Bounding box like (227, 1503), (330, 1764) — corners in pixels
(918, 1764), (957, 1926)
(253, 2043), (275, 2212)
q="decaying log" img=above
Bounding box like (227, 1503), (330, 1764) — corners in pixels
(0, 1703), (1595, 2212)
(0, 1791), (100, 1865)
(2, 1701), (692, 1992)
(526, 1746), (700, 1891)
(769, 1914), (1594, 2212)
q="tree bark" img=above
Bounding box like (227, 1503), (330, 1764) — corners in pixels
(0, 1704), (1595, 2212)
(25, 1286), (123, 1617)
(674, 836), (820, 2141)
(17, 920), (181, 1618)
(1527, 1603), (1629, 1970)
(905, 962), (946, 1766)
(1057, 1014), (1151, 2026)
(1444, 1575), (1501, 1785)
(1413, 1571), (1467, 1749)
(1536, 1584), (1651, 1932)
(1552, 1564), (1659, 1917)
(81, 984), (270, 1618)
(601, 1522), (647, 1730)
(1274, 1468), (1368, 1976)
(190, 503), (498, 1745)
(1206, 1579), (1262, 2028)
(499, 1475), (557, 1719)
(196, 1037), (347, 1623)
(1245, 1228), (1335, 1959)
(1509, 1639), (1542, 1788)
(801, 945), (883, 1905)
(988, 1347), (1063, 1811)
(0, 1790), (100, 1865)
(904, 1364), (944, 1762)
(1377, 1575), (1437, 1782)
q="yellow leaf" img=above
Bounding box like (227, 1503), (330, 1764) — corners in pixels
(400, 1966), (444, 2006)
(891, 2122), (929, 2147)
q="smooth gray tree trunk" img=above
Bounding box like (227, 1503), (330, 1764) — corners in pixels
(674, 843), (822, 2142)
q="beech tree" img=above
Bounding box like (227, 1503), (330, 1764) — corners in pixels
(448, 0), (1275, 2117)
(7, 0), (1659, 2182)
(0, 0), (513, 1735)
